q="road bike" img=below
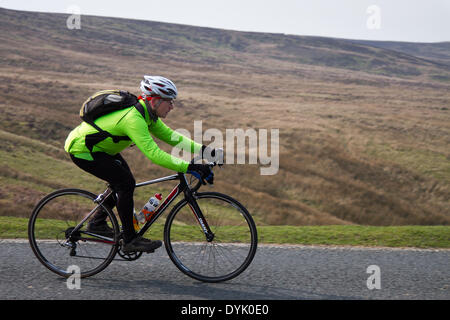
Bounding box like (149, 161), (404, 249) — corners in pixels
(28, 161), (257, 283)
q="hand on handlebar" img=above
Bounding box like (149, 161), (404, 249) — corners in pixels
(187, 163), (214, 185)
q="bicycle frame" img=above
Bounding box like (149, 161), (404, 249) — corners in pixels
(68, 172), (214, 244)
(135, 172), (214, 241)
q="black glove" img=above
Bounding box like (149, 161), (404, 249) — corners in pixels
(201, 145), (224, 164)
(187, 163), (214, 185)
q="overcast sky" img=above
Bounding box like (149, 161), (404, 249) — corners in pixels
(1, 0), (449, 42)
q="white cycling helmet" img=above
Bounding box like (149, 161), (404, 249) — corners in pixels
(140, 76), (178, 99)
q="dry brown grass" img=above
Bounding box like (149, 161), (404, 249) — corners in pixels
(1, 8), (449, 225)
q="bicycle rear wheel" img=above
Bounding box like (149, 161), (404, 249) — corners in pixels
(28, 188), (119, 278)
(164, 192), (257, 282)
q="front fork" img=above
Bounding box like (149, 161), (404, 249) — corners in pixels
(185, 191), (215, 242)
(178, 172), (215, 242)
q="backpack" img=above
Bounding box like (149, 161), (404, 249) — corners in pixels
(79, 90), (147, 152)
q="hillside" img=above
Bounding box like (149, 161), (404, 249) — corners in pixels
(352, 40), (450, 69)
(0, 7), (449, 226)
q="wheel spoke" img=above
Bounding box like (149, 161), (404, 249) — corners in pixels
(165, 192), (257, 282)
(28, 189), (119, 278)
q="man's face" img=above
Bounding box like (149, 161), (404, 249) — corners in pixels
(152, 98), (174, 118)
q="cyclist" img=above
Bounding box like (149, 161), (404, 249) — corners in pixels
(64, 76), (218, 253)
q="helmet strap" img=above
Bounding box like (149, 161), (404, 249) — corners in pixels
(151, 97), (162, 109)
(149, 97), (162, 120)
(139, 96), (159, 122)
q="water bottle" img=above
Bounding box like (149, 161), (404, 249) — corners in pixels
(135, 193), (162, 224)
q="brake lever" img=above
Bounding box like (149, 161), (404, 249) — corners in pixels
(208, 161), (224, 168)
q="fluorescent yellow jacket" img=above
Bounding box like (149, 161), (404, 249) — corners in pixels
(64, 99), (201, 172)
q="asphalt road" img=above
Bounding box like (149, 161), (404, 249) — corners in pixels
(0, 240), (448, 300)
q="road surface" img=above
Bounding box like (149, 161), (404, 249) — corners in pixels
(0, 240), (448, 300)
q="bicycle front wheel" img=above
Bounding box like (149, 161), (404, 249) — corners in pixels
(28, 189), (119, 278)
(164, 192), (257, 282)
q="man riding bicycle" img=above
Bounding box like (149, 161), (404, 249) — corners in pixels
(64, 76), (217, 253)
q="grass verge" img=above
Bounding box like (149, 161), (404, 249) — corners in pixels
(2, 216), (449, 248)
(257, 225), (450, 248)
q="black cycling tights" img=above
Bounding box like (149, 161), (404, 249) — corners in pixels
(70, 153), (136, 242)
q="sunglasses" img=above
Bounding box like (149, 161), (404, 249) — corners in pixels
(161, 98), (174, 105)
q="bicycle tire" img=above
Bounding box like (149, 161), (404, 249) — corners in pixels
(164, 192), (257, 283)
(28, 188), (120, 278)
